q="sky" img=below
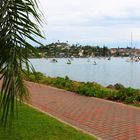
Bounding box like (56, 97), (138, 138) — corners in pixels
(38, 0), (140, 48)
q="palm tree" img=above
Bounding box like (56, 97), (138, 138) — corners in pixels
(0, 0), (44, 125)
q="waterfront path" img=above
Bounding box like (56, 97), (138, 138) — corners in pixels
(26, 82), (140, 140)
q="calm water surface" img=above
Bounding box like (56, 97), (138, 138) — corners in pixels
(30, 57), (140, 89)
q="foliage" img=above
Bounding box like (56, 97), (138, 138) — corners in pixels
(24, 71), (140, 105)
(116, 88), (140, 103)
(0, 0), (44, 125)
(36, 43), (111, 58)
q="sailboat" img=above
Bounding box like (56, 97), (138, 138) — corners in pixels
(50, 42), (58, 63)
(92, 60), (97, 65)
(87, 57), (90, 62)
(50, 58), (58, 63)
(108, 56), (111, 60)
(67, 59), (71, 64)
(126, 32), (139, 62)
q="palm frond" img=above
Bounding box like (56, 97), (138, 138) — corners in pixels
(0, 0), (45, 125)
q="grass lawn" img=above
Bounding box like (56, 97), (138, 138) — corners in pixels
(0, 104), (97, 140)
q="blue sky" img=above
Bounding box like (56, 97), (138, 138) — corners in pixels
(38, 0), (140, 48)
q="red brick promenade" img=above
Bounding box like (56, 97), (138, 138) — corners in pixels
(28, 82), (140, 140)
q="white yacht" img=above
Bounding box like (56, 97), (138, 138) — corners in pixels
(67, 59), (71, 64)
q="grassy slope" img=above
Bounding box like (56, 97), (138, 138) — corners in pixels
(0, 104), (96, 140)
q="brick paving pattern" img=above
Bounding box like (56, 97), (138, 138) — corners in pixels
(27, 82), (140, 140)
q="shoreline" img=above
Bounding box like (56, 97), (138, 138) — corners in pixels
(23, 71), (140, 106)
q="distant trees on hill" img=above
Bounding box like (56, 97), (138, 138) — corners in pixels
(36, 43), (111, 58)
(35, 43), (139, 58)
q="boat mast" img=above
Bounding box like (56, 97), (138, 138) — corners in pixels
(131, 32), (133, 48)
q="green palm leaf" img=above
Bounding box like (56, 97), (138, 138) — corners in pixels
(0, 0), (45, 125)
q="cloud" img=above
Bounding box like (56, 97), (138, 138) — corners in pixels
(38, 0), (140, 47)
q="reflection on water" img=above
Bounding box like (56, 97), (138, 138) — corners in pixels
(30, 57), (140, 89)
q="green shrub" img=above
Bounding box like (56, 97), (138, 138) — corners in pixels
(110, 88), (140, 103)
(124, 97), (137, 104)
(94, 90), (111, 98)
(23, 70), (140, 105)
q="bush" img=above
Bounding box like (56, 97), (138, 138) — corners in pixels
(109, 88), (140, 103)
(124, 97), (137, 104)
(23, 71), (45, 82)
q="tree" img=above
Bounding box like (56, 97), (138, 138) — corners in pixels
(0, 0), (44, 125)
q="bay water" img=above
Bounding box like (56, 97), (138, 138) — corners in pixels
(30, 57), (140, 89)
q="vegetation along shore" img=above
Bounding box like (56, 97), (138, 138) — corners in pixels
(23, 71), (140, 106)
